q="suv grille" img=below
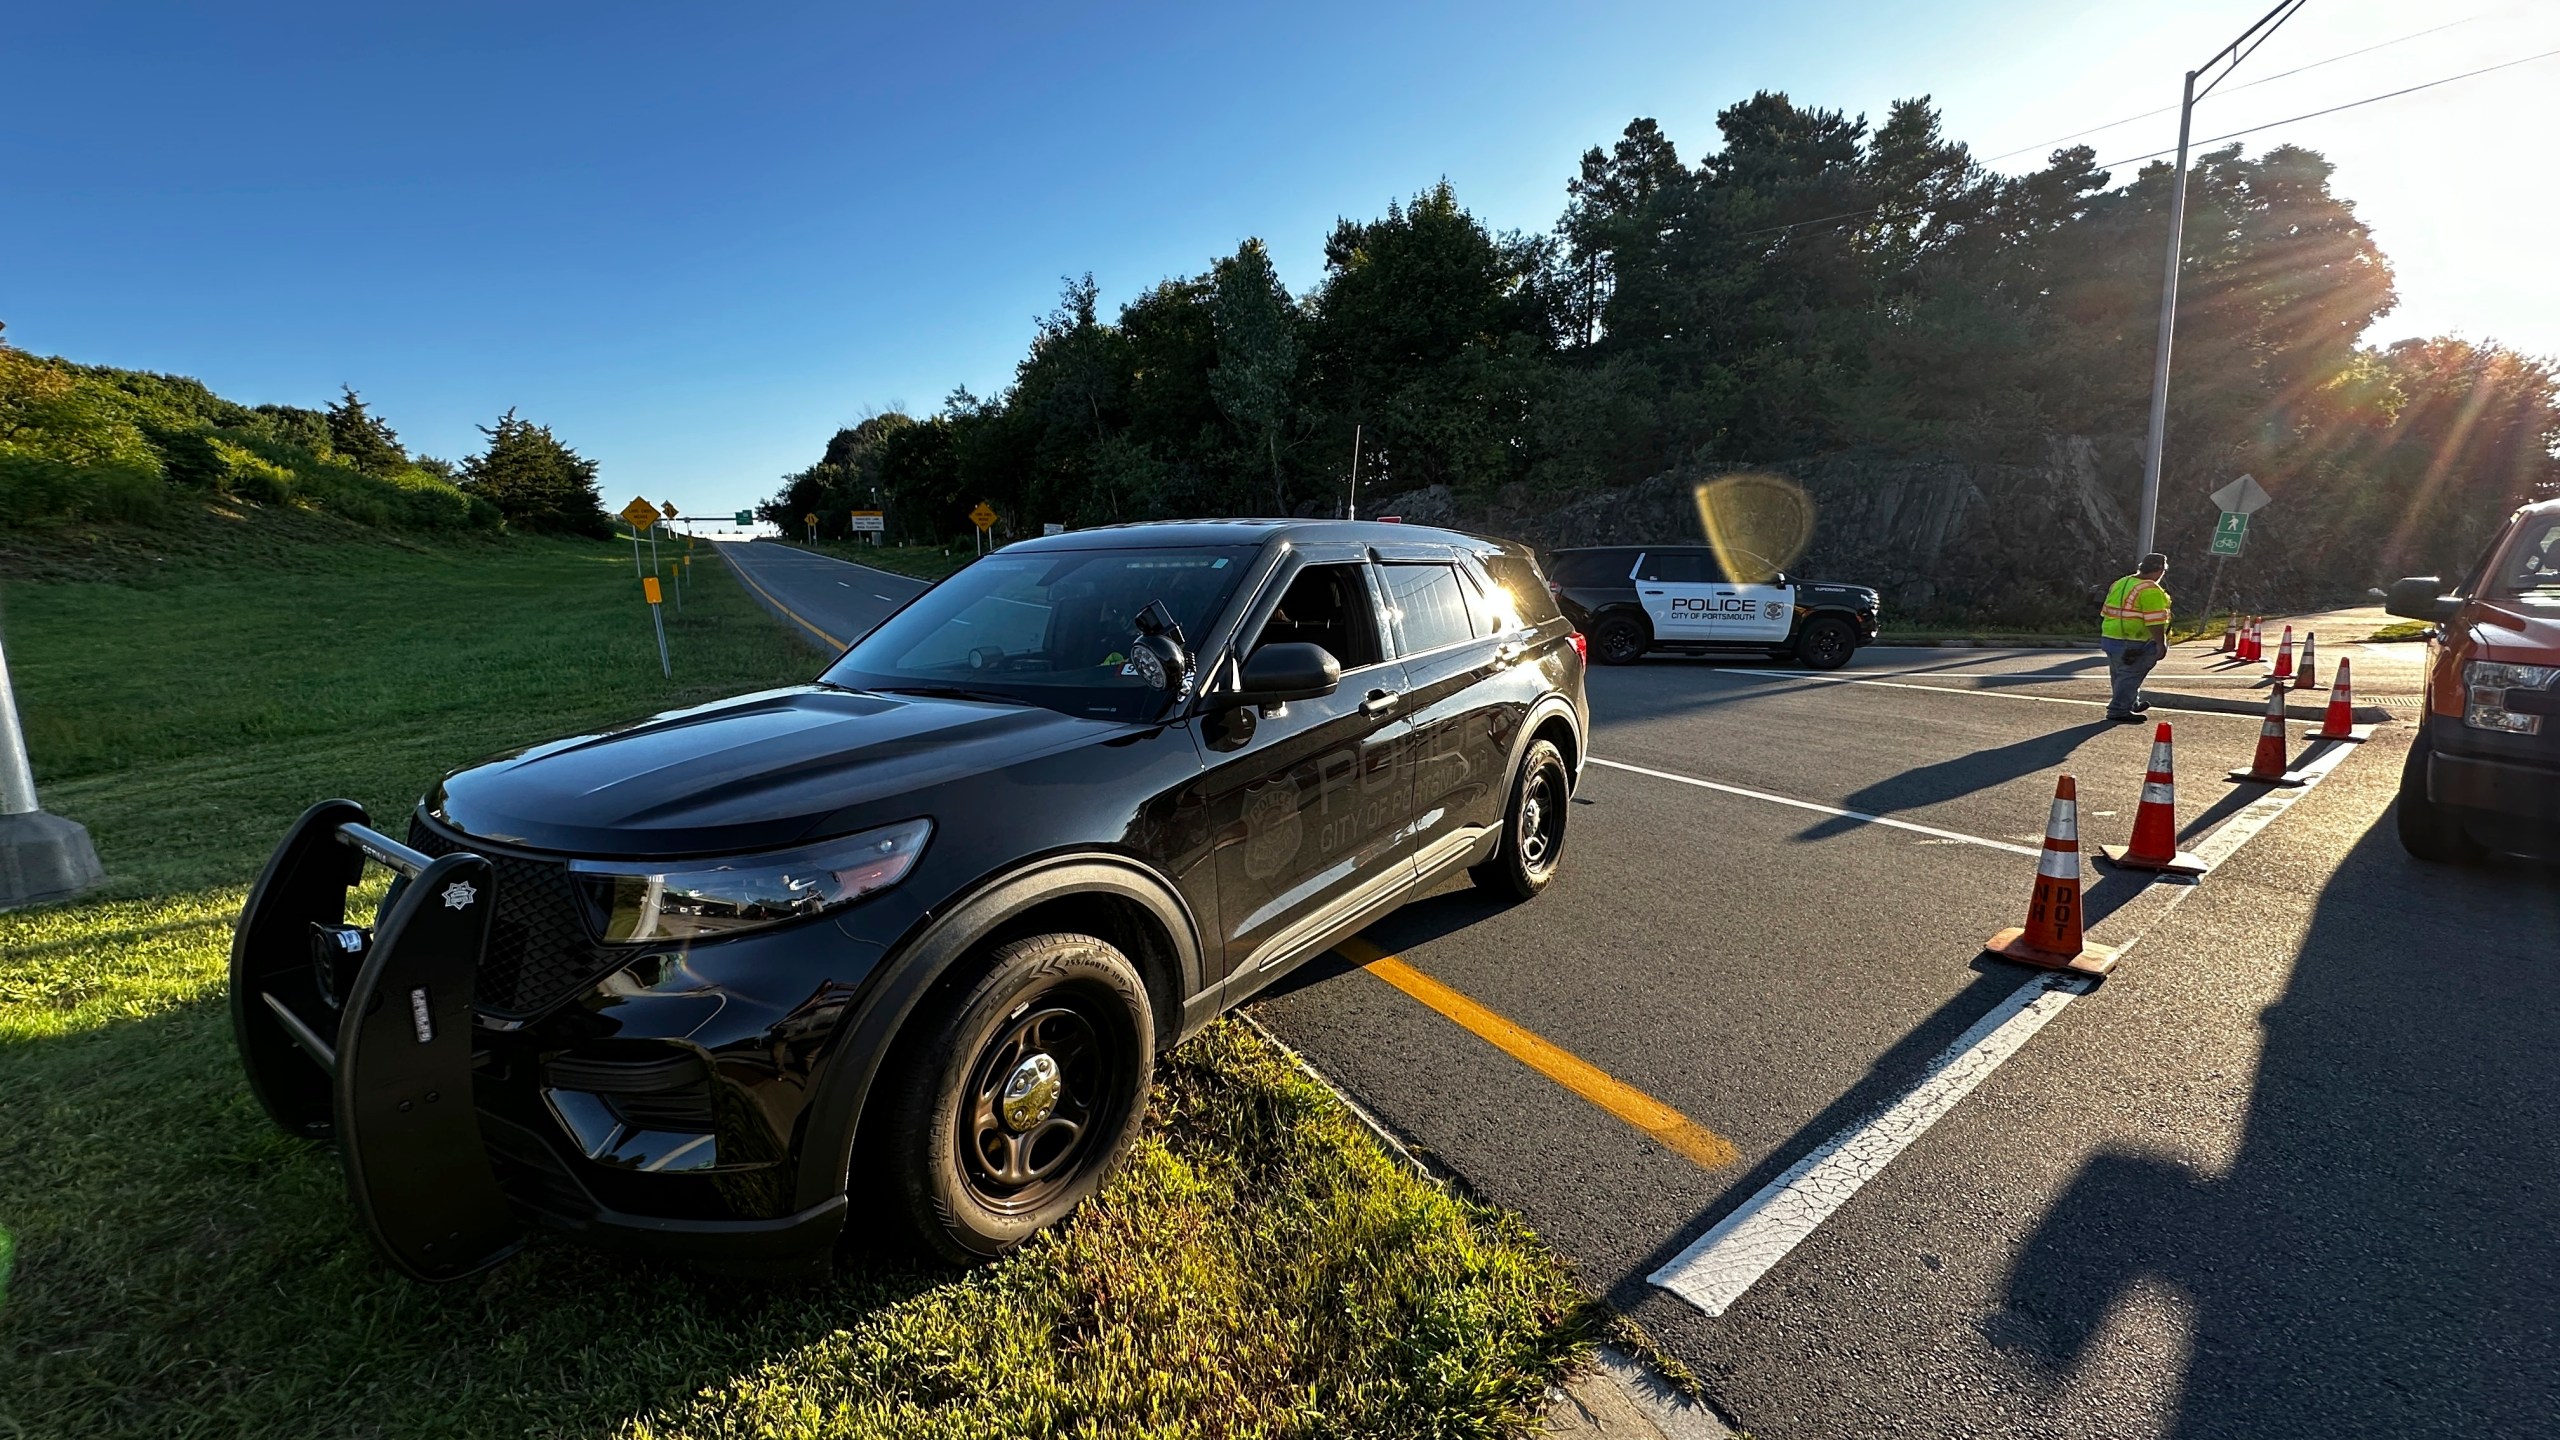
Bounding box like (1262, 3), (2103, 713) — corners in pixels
(407, 816), (622, 1018)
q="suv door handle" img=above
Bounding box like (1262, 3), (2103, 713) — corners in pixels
(1360, 689), (1401, 716)
(1642, 589), (1664, 595)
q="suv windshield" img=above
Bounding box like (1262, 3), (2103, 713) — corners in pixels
(822, 545), (1255, 719)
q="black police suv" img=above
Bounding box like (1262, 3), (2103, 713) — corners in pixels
(1544, 544), (1880, 669)
(231, 520), (1588, 1280)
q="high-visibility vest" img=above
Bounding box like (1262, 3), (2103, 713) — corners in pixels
(2100, 574), (2172, 640)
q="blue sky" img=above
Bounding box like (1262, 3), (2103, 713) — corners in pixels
(8, 1), (2554, 519)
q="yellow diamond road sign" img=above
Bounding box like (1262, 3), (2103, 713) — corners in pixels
(660, 500), (679, 520)
(620, 496), (661, 532)
(970, 502), (997, 530)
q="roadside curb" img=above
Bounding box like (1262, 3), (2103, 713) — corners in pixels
(1237, 1014), (1734, 1440)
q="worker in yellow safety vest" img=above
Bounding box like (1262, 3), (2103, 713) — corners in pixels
(2099, 552), (2173, 721)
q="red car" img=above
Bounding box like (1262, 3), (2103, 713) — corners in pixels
(2387, 496), (2560, 861)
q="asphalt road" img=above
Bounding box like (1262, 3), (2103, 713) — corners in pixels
(717, 539), (929, 652)
(714, 543), (2556, 1439)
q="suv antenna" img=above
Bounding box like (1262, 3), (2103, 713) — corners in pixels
(1346, 424), (1361, 521)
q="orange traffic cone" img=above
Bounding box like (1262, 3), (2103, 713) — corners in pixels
(2241, 618), (2260, 663)
(2271, 626), (2295, 680)
(2101, 722), (2211, 875)
(2227, 679), (2307, 786)
(2219, 616), (2237, 654)
(2290, 631), (2319, 690)
(2305, 657), (2367, 743)
(1987, 776), (2119, 976)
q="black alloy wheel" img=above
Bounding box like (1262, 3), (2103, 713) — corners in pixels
(1795, 616), (1856, 671)
(960, 1002), (1112, 1213)
(1473, 738), (1572, 901)
(1592, 616), (1648, 666)
(876, 932), (1153, 1262)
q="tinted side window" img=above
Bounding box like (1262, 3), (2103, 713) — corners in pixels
(1252, 562), (1384, 670)
(1550, 551), (1634, 587)
(1382, 563), (1476, 654)
(1477, 554), (1561, 626)
(1637, 552), (1719, 584)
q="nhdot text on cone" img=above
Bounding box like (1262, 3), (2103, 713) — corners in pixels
(1986, 775), (2118, 976)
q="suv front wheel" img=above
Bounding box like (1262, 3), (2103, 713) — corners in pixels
(876, 932), (1155, 1263)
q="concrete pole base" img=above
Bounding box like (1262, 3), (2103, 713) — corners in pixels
(0, 809), (105, 910)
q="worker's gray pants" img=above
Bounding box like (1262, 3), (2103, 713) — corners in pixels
(2101, 637), (2160, 716)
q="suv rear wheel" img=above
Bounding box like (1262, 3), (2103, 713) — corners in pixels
(877, 932), (1154, 1263)
(1591, 615), (1648, 666)
(1472, 739), (1571, 901)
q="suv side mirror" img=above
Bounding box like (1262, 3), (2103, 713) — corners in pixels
(1233, 643), (1341, 705)
(2384, 576), (2460, 623)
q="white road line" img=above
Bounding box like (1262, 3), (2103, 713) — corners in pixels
(1651, 971), (2092, 1317)
(1714, 669), (2264, 719)
(1646, 727), (2373, 1318)
(1587, 757), (2041, 858)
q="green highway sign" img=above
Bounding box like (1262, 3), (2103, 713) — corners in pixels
(734, 510), (753, 526)
(2210, 510), (2249, 556)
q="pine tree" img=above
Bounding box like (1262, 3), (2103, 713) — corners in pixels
(325, 386), (408, 476)
(460, 408), (610, 535)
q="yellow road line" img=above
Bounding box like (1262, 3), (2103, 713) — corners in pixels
(1336, 937), (1740, 1171)
(718, 547), (847, 650)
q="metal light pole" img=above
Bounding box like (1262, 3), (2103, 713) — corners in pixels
(0, 629), (103, 909)
(2134, 0), (2308, 561)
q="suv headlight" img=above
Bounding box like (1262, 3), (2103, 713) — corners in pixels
(2461, 661), (2559, 735)
(572, 819), (932, 943)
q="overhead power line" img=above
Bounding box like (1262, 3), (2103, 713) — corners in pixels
(2090, 44), (2560, 170)
(1978, 13), (2483, 165)
(1726, 41), (2560, 244)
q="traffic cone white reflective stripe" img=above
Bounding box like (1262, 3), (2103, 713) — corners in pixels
(1987, 775), (2119, 976)
(2307, 657), (2367, 743)
(2228, 679), (2308, 786)
(2291, 631), (2319, 690)
(2272, 626), (2295, 680)
(2103, 722), (2211, 875)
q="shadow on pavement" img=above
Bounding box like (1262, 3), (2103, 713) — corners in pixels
(1987, 816), (2560, 1436)
(1799, 719), (2118, 842)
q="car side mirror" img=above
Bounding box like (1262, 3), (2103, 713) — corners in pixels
(1233, 643), (1340, 705)
(2384, 576), (2460, 623)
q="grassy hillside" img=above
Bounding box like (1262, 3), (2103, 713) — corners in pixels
(0, 515), (1594, 1437)
(0, 346), (496, 536)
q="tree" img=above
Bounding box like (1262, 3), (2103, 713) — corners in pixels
(325, 386), (407, 476)
(460, 408), (608, 536)
(1209, 239), (1302, 513)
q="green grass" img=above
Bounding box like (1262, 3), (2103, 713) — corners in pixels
(780, 538), (974, 582)
(2366, 619), (2434, 641)
(0, 521), (1594, 1437)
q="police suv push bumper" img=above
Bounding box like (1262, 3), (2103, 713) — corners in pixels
(230, 799), (523, 1282)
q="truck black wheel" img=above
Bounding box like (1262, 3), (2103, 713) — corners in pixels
(1592, 616), (1648, 666)
(1472, 739), (1571, 901)
(878, 932), (1154, 1264)
(2395, 730), (2482, 864)
(1794, 616), (1856, 670)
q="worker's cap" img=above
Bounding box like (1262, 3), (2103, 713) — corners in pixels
(2139, 552), (2169, 572)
